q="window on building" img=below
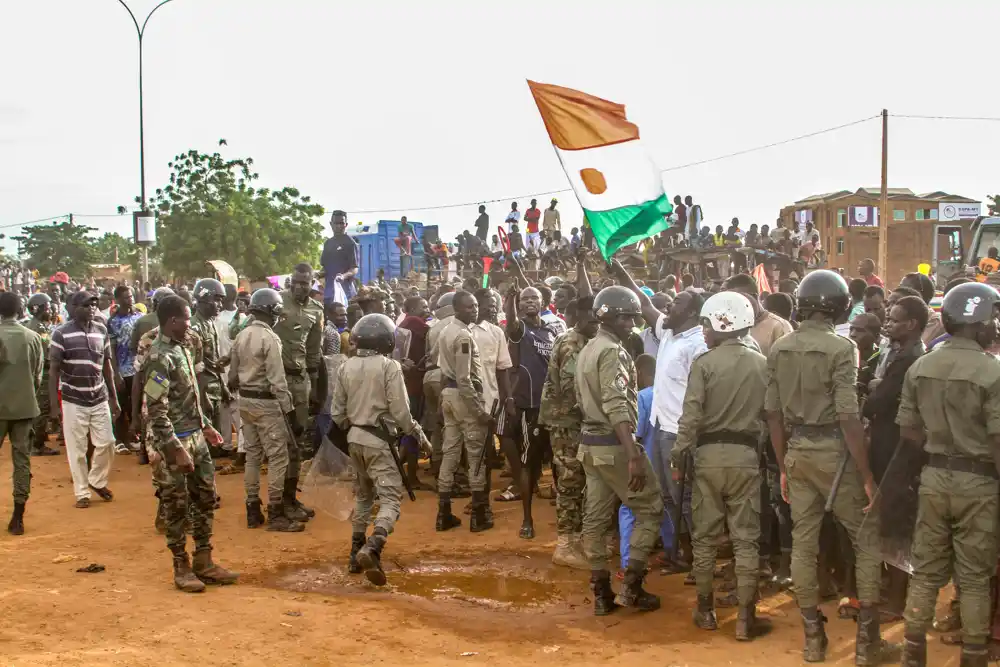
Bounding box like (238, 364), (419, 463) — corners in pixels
(916, 209), (925, 221)
(893, 209), (906, 221)
(930, 208), (938, 220)
(837, 209), (846, 228)
(836, 239), (845, 255)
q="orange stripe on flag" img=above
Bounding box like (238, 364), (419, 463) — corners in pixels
(527, 80), (640, 151)
(751, 263), (772, 294)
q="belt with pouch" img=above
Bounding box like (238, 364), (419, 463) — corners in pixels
(696, 430), (758, 449)
(927, 453), (999, 480)
(789, 423), (841, 439)
(240, 389), (274, 400)
(581, 432), (619, 446)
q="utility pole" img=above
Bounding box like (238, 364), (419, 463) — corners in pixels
(879, 109), (889, 283)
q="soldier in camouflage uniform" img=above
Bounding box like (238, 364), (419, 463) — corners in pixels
(144, 295), (237, 593)
(274, 264), (326, 521)
(190, 279), (230, 455)
(24, 293), (59, 456)
(539, 293), (598, 569)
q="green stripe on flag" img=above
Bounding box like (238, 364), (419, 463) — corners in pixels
(584, 194), (674, 260)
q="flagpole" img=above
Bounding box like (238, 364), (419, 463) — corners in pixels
(879, 109), (889, 284)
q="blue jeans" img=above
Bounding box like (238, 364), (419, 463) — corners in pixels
(649, 429), (693, 551)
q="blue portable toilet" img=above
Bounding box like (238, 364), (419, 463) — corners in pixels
(347, 220), (427, 285)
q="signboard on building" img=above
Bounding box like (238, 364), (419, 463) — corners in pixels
(938, 202), (981, 222)
(849, 206), (879, 228)
(794, 209), (813, 233)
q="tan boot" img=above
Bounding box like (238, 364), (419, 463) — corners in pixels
(191, 547), (239, 585)
(172, 550), (206, 593)
(553, 534), (590, 569)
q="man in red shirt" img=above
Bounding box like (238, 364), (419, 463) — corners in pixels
(858, 258), (884, 288)
(524, 199), (542, 251)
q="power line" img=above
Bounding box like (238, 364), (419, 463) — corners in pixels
(347, 114), (881, 214)
(0, 214), (69, 231)
(891, 113), (1000, 122)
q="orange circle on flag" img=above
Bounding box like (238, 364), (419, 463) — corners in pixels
(579, 168), (607, 195)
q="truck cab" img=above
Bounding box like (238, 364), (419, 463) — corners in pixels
(964, 216), (1000, 280)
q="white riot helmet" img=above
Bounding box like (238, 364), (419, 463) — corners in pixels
(700, 292), (755, 332)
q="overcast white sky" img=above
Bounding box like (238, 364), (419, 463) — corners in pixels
(2, 0), (999, 257)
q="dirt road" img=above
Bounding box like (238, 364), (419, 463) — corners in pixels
(0, 451), (959, 666)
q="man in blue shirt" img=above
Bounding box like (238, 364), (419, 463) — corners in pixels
(320, 210), (358, 304)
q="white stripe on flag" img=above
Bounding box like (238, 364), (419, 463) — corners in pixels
(555, 139), (664, 212)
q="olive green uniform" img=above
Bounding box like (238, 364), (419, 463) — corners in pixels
(437, 320), (488, 493)
(539, 328), (589, 536)
(0, 318), (43, 503)
(23, 317), (54, 448)
(672, 338), (766, 606)
(764, 319), (881, 608)
(896, 338), (1000, 646)
(190, 311), (228, 432)
(575, 328), (663, 570)
(332, 350), (423, 535)
(274, 291), (324, 477)
(423, 314), (453, 476)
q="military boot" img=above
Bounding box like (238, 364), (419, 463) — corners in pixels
(7, 502), (25, 536)
(615, 563), (661, 611)
(283, 477), (313, 522)
(693, 594), (717, 630)
(171, 549), (206, 593)
(348, 532), (366, 574)
(435, 493), (461, 532)
(900, 633), (927, 667)
(192, 547), (239, 585)
(356, 527), (388, 586)
(552, 534), (589, 569)
(267, 503), (305, 532)
(855, 603), (883, 665)
(960, 644), (989, 667)
(246, 499), (265, 529)
(735, 596), (773, 641)
(771, 550), (792, 588)
(590, 570), (619, 616)
(801, 607), (829, 663)
(469, 492), (494, 533)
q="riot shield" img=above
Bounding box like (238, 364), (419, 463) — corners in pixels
(856, 440), (925, 574)
(301, 435), (357, 522)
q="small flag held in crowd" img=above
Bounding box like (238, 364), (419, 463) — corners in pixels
(527, 80), (673, 260)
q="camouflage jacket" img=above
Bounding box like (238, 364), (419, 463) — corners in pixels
(539, 328), (589, 430)
(190, 311), (227, 401)
(23, 318), (53, 384)
(143, 334), (209, 455)
(135, 326), (203, 376)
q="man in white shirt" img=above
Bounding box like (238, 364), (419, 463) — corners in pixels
(505, 201), (521, 233)
(471, 289), (513, 416)
(611, 261), (705, 571)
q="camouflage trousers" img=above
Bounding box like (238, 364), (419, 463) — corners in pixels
(550, 427), (585, 535)
(350, 440), (404, 535)
(904, 468), (999, 644)
(158, 431), (216, 552)
(0, 419), (32, 503)
(286, 375), (309, 480)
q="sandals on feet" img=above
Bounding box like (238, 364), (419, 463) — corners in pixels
(495, 486), (521, 502)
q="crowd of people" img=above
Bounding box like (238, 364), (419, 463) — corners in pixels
(4, 205), (1000, 667)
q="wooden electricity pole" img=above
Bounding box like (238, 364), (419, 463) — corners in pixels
(879, 109), (889, 281)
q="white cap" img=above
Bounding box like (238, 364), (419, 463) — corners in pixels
(700, 292), (755, 332)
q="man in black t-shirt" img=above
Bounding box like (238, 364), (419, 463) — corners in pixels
(475, 205), (490, 241)
(321, 211), (358, 303)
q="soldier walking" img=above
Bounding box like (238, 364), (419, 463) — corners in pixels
(576, 285), (663, 615)
(144, 295), (238, 592)
(24, 293), (59, 456)
(190, 279), (229, 455)
(0, 292), (44, 534)
(332, 313), (431, 585)
(671, 292), (772, 641)
(765, 270), (886, 664)
(228, 288), (303, 533)
(275, 264), (326, 522)
(896, 282), (1000, 667)
(436, 291), (493, 532)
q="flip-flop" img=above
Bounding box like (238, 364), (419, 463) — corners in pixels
(495, 486), (521, 502)
(519, 524), (535, 539)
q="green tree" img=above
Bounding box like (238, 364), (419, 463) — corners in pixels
(148, 144), (324, 280)
(12, 219), (98, 278)
(93, 232), (137, 265)
(988, 194), (999, 216)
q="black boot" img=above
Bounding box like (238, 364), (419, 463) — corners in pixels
(283, 477), (314, 520)
(736, 596), (772, 641)
(900, 633), (927, 667)
(348, 532), (366, 574)
(801, 607), (829, 663)
(590, 570), (619, 616)
(615, 562), (660, 611)
(7, 502), (25, 535)
(960, 644), (989, 667)
(469, 491), (493, 533)
(356, 527), (387, 586)
(855, 603), (882, 665)
(246, 499), (265, 529)
(137, 443), (150, 465)
(693, 593), (717, 630)
(435, 493), (461, 531)
(267, 502), (305, 532)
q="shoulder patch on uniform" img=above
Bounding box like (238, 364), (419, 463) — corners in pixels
(614, 373), (628, 393)
(144, 369), (169, 400)
(461, 341), (470, 354)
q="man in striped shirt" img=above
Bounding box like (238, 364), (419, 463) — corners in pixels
(49, 290), (120, 508)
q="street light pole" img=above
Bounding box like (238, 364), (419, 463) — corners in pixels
(117, 0), (174, 285)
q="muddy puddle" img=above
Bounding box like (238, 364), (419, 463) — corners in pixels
(263, 554), (580, 611)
